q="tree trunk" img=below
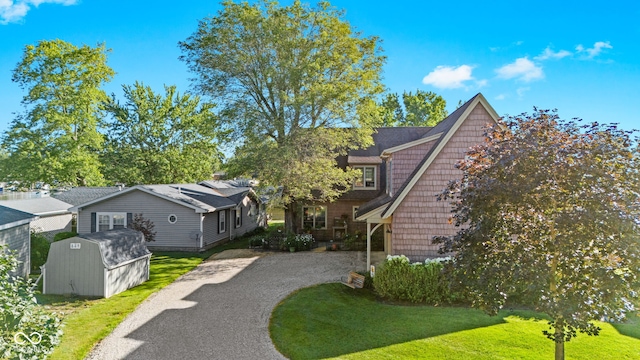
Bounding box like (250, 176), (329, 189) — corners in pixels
(284, 199), (299, 234)
(554, 319), (564, 360)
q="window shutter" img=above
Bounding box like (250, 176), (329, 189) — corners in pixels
(91, 212), (96, 232)
(127, 213), (133, 228)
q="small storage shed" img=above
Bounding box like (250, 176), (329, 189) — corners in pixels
(42, 228), (152, 298)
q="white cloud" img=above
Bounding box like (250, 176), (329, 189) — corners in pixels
(575, 41), (612, 58)
(422, 65), (475, 89)
(475, 79), (488, 88)
(535, 46), (572, 61)
(1, 0), (77, 24)
(516, 87), (530, 99)
(495, 94), (506, 100)
(495, 57), (544, 82)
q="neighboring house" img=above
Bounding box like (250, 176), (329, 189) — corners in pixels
(0, 197), (73, 240)
(71, 182), (262, 251)
(301, 93), (500, 265)
(0, 205), (38, 277)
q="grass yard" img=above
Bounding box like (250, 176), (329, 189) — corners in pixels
(270, 283), (640, 360)
(36, 235), (254, 360)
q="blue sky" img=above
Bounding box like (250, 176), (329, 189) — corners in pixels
(1, 0), (638, 136)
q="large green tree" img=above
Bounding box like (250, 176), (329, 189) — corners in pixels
(379, 89), (447, 127)
(435, 110), (640, 360)
(102, 82), (222, 185)
(180, 0), (385, 231)
(1, 40), (114, 187)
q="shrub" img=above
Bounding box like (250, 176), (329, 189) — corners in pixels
(373, 255), (454, 304)
(248, 235), (266, 248)
(53, 231), (77, 242)
(128, 213), (156, 242)
(30, 231), (50, 273)
(1, 246), (63, 358)
(265, 230), (285, 250)
(280, 233), (315, 251)
(343, 232), (365, 250)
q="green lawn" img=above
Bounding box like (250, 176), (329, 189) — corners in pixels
(36, 236), (254, 360)
(270, 283), (640, 360)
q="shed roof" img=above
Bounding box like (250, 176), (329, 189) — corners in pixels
(78, 228), (151, 269)
(0, 197), (72, 216)
(0, 205), (38, 230)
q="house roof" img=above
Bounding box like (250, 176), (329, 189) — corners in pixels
(348, 127), (432, 157)
(0, 197), (72, 217)
(355, 193), (392, 217)
(198, 180), (252, 197)
(76, 228), (151, 270)
(72, 182), (251, 214)
(0, 205), (38, 231)
(357, 93), (500, 220)
(52, 187), (123, 206)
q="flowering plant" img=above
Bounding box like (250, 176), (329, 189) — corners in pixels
(281, 233), (315, 251)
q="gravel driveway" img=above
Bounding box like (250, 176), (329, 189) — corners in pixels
(86, 251), (366, 360)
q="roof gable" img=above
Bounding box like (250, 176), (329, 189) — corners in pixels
(381, 93), (500, 218)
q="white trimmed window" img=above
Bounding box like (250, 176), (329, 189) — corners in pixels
(97, 212), (126, 231)
(219, 211), (226, 233)
(302, 206), (327, 230)
(353, 166), (376, 189)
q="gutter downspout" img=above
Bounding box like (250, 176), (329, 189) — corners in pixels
(200, 214), (204, 249)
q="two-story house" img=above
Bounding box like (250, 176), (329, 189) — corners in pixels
(300, 93), (500, 266)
